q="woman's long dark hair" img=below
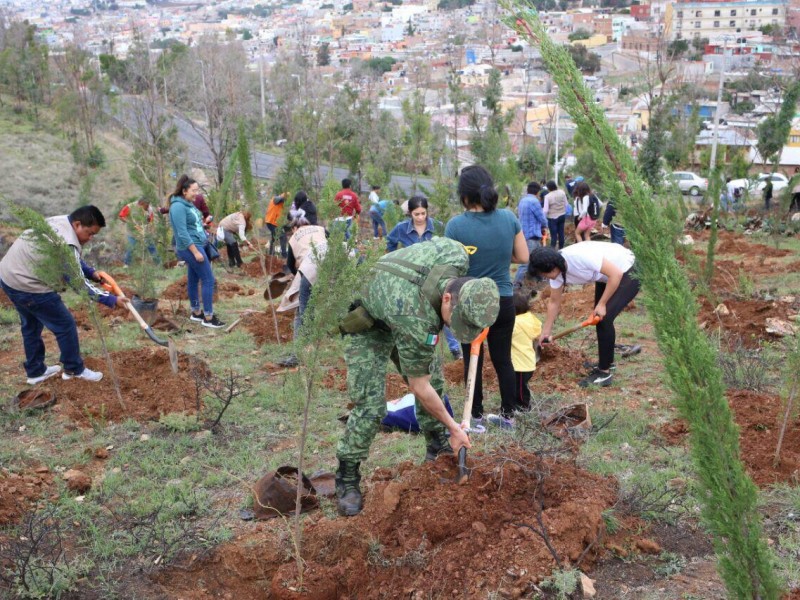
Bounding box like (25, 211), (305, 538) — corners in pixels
(407, 195), (428, 213)
(171, 175), (196, 199)
(528, 246), (568, 285)
(573, 181), (591, 198)
(457, 165), (498, 212)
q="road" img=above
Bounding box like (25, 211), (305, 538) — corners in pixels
(114, 96), (434, 196)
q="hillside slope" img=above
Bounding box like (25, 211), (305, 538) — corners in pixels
(0, 103), (139, 219)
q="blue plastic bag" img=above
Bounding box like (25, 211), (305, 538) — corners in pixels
(381, 393), (454, 433)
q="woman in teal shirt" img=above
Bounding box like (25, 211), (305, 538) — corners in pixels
(445, 166), (529, 429)
(168, 175), (224, 328)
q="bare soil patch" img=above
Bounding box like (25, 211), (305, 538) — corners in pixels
(242, 310), (294, 345)
(697, 296), (795, 348)
(241, 256), (287, 279)
(36, 348), (207, 426)
(694, 229), (793, 258)
(155, 449), (617, 598)
(0, 467), (54, 526)
(660, 389), (800, 486)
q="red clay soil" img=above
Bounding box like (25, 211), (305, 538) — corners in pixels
(697, 295), (796, 348)
(242, 310), (295, 345)
(442, 356), (499, 392)
(161, 275), (256, 301)
(536, 345), (592, 389)
(659, 389), (800, 486)
(154, 449), (617, 599)
(0, 467), (54, 526)
(693, 229), (794, 258)
(699, 257), (787, 295)
(36, 348), (207, 426)
(241, 256), (287, 279)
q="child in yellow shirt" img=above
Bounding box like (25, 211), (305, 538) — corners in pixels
(511, 291), (542, 411)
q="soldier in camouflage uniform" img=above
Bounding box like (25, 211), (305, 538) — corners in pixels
(336, 237), (500, 516)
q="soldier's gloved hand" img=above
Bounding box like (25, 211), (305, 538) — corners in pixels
(449, 425), (472, 454)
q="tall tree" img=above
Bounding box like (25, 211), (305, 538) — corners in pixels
(756, 82), (800, 169)
(0, 19), (50, 118)
(53, 45), (105, 165)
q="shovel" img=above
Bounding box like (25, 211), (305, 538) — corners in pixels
(96, 271), (179, 373)
(456, 327), (489, 484)
(535, 314), (602, 362)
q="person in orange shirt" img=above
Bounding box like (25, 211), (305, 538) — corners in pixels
(264, 192), (287, 256)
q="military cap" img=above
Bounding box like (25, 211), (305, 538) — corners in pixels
(449, 277), (500, 343)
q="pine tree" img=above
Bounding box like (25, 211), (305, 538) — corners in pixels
(506, 5), (780, 598)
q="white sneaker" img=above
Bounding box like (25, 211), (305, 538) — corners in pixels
(62, 367), (103, 382)
(26, 365), (62, 385)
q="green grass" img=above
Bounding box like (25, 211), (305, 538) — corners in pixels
(0, 101), (139, 220)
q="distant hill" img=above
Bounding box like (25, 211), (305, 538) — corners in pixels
(0, 104), (138, 221)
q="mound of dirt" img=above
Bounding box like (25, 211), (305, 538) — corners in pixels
(0, 467), (54, 526)
(729, 389), (800, 486)
(701, 230), (793, 258)
(242, 311), (294, 345)
(155, 449), (617, 598)
(536, 345), (592, 388)
(697, 296), (795, 347)
(659, 389), (800, 486)
(241, 257), (287, 279)
(442, 357), (499, 392)
(39, 348), (207, 425)
(161, 276), (256, 301)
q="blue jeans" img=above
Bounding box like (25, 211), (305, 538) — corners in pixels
(547, 215), (565, 249)
(176, 246), (215, 315)
(293, 274), (313, 340)
(610, 224), (626, 245)
(444, 326), (460, 355)
(332, 217), (353, 241)
(514, 238), (541, 284)
(1, 280), (84, 377)
(124, 235), (159, 266)
(370, 214), (387, 238)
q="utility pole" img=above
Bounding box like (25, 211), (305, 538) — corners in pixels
(709, 37), (729, 172)
(197, 59), (210, 126)
(259, 54), (266, 127)
(554, 102), (560, 183)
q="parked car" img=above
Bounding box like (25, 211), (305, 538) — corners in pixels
(668, 171), (708, 196)
(727, 173), (789, 194)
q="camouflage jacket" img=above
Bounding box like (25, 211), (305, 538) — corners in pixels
(361, 237), (469, 378)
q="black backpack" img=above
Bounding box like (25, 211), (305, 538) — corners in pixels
(587, 194), (601, 220)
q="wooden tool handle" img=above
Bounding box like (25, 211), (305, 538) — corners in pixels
(95, 270), (150, 331)
(551, 315), (601, 341)
(461, 328), (489, 429)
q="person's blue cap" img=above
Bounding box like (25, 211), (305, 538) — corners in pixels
(575, 176), (584, 182)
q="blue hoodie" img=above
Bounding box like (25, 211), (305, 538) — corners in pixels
(169, 196), (207, 251)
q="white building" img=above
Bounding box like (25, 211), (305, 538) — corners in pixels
(664, 0), (786, 41)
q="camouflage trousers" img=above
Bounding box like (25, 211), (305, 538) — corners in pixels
(336, 327), (447, 463)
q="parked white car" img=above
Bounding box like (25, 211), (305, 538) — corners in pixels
(668, 171), (708, 196)
(727, 173), (789, 194)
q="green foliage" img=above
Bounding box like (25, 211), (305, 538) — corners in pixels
(158, 412), (201, 432)
(317, 174), (342, 224)
(437, 0), (475, 9)
(363, 57), (397, 75)
(420, 173), (457, 226)
(273, 141), (309, 199)
(364, 163), (390, 190)
(316, 42), (331, 67)
(568, 28), (591, 41)
(506, 5), (780, 598)
(539, 569), (579, 599)
(517, 143), (547, 180)
(668, 39), (689, 58)
(0, 20), (50, 119)
(566, 45), (600, 74)
(756, 82), (800, 165)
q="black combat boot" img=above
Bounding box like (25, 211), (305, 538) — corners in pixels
(424, 429), (454, 462)
(335, 460), (362, 517)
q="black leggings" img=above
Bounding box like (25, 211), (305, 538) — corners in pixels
(461, 296), (516, 419)
(594, 268), (640, 370)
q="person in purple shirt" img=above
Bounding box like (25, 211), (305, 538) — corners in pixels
(514, 182), (548, 285)
(385, 196), (462, 360)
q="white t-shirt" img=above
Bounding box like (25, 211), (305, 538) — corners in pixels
(550, 241), (635, 289)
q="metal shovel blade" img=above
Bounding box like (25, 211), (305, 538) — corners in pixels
(167, 339), (179, 374)
(456, 446), (471, 484)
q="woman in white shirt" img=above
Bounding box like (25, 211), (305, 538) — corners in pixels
(527, 243), (640, 388)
